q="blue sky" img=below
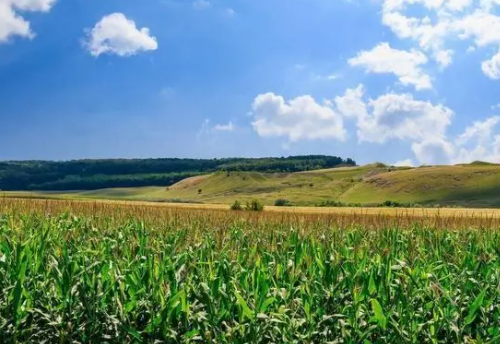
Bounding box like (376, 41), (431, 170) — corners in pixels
(2, 0), (500, 166)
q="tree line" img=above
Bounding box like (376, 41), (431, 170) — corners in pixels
(0, 155), (356, 191)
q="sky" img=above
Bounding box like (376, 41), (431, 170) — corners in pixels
(2, 0), (500, 166)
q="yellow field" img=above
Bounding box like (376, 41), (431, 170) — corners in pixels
(5, 196), (500, 216)
(3, 197), (500, 231)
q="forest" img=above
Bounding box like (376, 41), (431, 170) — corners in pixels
(0, 156), (355, 190)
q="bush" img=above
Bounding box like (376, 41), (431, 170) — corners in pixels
(318, 200), (345, 207)
(274, 199), (291, 207)
(230, 200), (243, 211)
(246, 199), (264, 212)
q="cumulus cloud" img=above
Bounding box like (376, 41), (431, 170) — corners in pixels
(453, 116), (500, 163)
(456, 11), (500, 47)
(409, 116), (500, 165)
(412, 137), (456, 165)
(333, 85), (500, 165)
(250, 86), (452, 154)
(378, 0), (500, 74)
(349, 43), (432, 90)
(334, 84), (368, 120)
(482, 50), (500, 79)
(84, 13), (158, 57)
(250, 83), (500, 165)
(356, 92), (453, 143)
(0, 0), (57, 43)
(457, 116), (500, 145)
(251, 93), (346, 142)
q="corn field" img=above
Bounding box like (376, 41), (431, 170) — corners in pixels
(1, 198), (500, 343)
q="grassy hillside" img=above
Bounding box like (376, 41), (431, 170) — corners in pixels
(341, 164), (500, 207)
(163, 163), (500, 207)
(6, 163), (500, 207)
(162, 165), (392, 205)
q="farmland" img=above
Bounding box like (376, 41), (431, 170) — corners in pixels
(1, 198), (500, 342)
(6, 162), (500, 208)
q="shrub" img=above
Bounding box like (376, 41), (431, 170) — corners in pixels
(246, 199), (264, 212)
(274, 199), (291, 207)
(230, 200), (243, 211)
(198, 189), (202, 194)
(318, 200), (345, 207)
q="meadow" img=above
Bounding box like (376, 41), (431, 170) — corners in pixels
(1, 198), (500, 343)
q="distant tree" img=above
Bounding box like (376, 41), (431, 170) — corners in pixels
(0, 155), (356, 191)
(246, 199), (264, 212)
(275, 199), (291, 207)
(230, 200), (243, 211)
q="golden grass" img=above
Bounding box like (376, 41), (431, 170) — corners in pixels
(3, 197), (500, 230)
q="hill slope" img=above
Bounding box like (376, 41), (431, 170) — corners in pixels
(161, 163), (500, 207)
(341, 165), (500, 207)
(7, 163), (500, 207)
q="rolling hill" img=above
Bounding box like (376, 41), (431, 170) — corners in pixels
(8, 162), (500, 208)
(161, 163), (500, 207)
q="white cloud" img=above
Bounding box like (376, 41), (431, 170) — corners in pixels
(453, 116), (500, 163)
(334, 84), (368, 120)
(250, 84), (500, 165)
(197, 119), (236, 138)
(412, 137), (455, 165)
(381, 10), (452, 67)
(378, 0), (500, 73)
(482, 50), (500, 79)
(434, 49), (454, 68)
(84, 13), (158, 57)
(393, 159), (415, 167)
(251, 93), (346, 142)
(456, 11), (500, 47)
(410, 116), (500, 165)
(359, 93), (453, 143)
(214, 122), (235, 131)
(349, 43), (432, 90)
(456, 116), (500, 145)
(0, 0), (57, 43)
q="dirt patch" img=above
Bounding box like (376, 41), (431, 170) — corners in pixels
(168, 175), (211, 190)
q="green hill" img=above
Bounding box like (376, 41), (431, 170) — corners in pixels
(161, 163), (500, 207)
(340, 164), (500, 207)
(6, 163), (500, 208)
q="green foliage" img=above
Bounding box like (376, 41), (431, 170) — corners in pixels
(317, 200), (362, 207)
(0, 209), (499, 342)
(245, 199), (264, 211)
(0, 155), (355, 191)
(317, 200), (462, 209)
(381, 200), (409, 207)
(274, 199), (291, 207)
(230, 200), (243, 211)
